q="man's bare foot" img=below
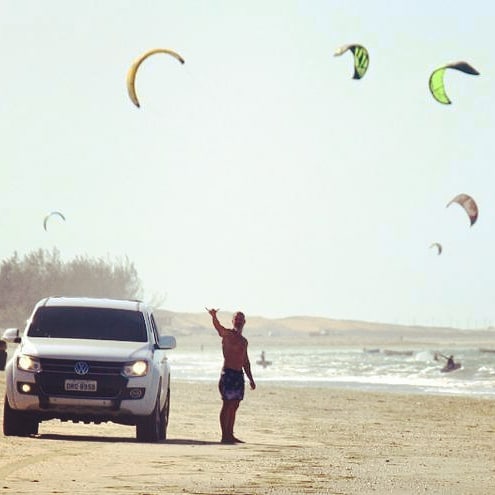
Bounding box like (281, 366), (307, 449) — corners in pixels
(221, 437), (236, 444)
(233, 437), (245, 443)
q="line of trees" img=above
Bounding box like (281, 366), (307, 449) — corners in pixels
(0, 248), (143, 328)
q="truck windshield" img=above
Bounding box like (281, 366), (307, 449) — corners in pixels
(27, 307), (148, 342)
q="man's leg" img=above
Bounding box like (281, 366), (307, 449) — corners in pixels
(229, 401), (244, 442)
(220, 400), (229, 441)
(227, 400), (240, 441)
(220, 400), (240, 443)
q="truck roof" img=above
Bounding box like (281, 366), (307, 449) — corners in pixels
(38, 296), (145, 312)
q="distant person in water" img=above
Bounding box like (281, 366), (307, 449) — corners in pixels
(206, 308), (256, 444)
(446, 355), (456, 370)
(257, 350), (271, 368)
(435, 352), (456, 368)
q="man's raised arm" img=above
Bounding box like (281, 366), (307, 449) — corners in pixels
(206, 307), (227, 336)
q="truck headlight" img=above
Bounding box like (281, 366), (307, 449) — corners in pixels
(122, 360), (148, 377)
(17, 355), (41, 373)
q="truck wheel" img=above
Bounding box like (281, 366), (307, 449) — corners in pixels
(159, 388), (170, 440)
(3, 395), (38, 436)
(0, 349), (7, 370)
(25, 417), (39, 435)
(136, 393), (161, 443)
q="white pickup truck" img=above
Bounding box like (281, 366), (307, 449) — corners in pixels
(2, 296), (176, 442)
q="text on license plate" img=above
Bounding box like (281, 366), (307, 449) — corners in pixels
(64, 379), (97, 392)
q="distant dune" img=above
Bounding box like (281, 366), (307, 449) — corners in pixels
(155, 309), (495, 347)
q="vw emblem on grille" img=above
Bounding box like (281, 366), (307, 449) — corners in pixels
(74, 361), (90, 375)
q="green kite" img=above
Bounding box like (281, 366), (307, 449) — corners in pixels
(334, 44), (369, 80)
(429, 61), (479, 105)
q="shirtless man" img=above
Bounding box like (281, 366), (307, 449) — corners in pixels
(206, 308), (256, 443)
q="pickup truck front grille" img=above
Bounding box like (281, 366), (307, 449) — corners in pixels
(40, 358), (124, 375)
(36, 358), (128, 399)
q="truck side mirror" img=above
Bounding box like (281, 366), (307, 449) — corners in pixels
(2, 328), (21, 344)
(158, 335), (176, 350)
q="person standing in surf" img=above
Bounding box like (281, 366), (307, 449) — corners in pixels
(206, 308), (256, 444)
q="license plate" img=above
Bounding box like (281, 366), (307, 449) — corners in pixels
(64, 379), (97, 392)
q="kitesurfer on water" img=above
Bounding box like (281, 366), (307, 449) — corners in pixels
(446, 355), (456, 370)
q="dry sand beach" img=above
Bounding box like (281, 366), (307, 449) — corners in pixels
(1, 372), (494, 494)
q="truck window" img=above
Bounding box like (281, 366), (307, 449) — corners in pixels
(27, 307), (148, 342)
(150, 314), (160, 344)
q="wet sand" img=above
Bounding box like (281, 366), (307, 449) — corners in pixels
(0, 374), (494, 494)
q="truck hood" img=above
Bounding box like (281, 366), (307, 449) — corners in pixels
(19, 337), (151, 361)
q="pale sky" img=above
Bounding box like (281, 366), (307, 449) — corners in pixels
(1, 1), (494, 328)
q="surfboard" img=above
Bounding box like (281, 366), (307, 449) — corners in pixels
(440, 362), (461, 373)
(256, 360), (272, 367)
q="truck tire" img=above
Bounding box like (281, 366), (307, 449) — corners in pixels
(136, 392), (161, 443)
(0, 349), (7, 370)
(159, 388), (170, 440)
(3, 395), (39, 436)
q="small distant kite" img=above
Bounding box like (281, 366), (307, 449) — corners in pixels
(126, 48), (185, 108)
(446, 193), (478, 226)
(334, 44), (369, 79)
(429, 61), (480, 105)
(430, 242), (442, 255)
(43, 211), (66, 231)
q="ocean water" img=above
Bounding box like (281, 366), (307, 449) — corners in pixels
(168, 345), (495, 398)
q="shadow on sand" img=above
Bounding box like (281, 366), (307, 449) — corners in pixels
(35, 433), (220, 445)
